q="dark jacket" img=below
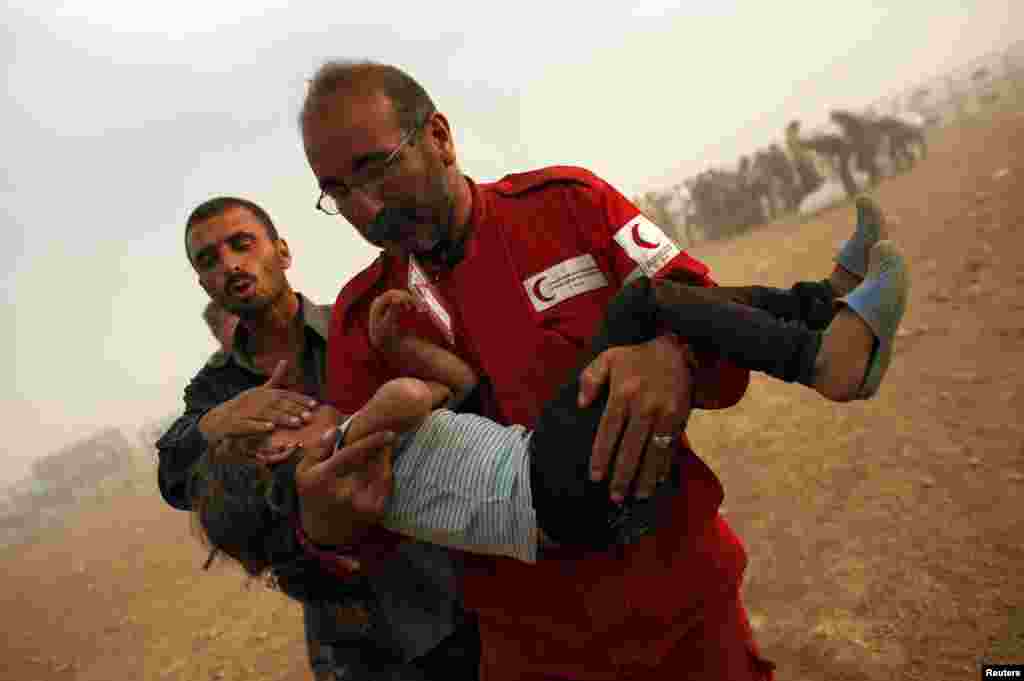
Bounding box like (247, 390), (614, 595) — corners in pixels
(155, 294), (475, 680)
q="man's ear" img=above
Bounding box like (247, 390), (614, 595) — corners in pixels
(266, 458), (300, 517)
(276, 238), (292, 270)
(427, 112), (457, 167)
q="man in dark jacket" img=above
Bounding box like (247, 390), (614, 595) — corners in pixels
(156, 196), (479, 681)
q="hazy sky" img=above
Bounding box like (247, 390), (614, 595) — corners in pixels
(3, 1), (1020, 483)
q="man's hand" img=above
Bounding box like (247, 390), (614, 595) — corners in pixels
(294, 427), (397, 560)
(198, 360), (318, 453)
(578, 334), (693, 503)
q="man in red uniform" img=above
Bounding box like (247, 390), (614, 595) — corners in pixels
(295, 60), (774, 680)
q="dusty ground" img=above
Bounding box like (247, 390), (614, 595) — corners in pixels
(689, 107), (1024, 680)
(2, 109), (1022, 681)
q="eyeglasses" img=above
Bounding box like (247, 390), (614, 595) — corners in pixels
(315, 116), (430, 216)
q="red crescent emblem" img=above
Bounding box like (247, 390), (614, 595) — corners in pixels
(532, 277), (555, 302)
(631, 222), (660, 249)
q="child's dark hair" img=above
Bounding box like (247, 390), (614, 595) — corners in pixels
(191, 438), (356, 604)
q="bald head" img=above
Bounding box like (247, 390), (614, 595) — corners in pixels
(299, 60), (436, 137)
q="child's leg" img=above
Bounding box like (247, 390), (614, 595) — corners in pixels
(655, 240), (909, 402)
(831, 195), (888, 295)
(713, 281), (837, 330)
(529, 241), (909, 547)
(369, 289), (479, 405)
(818, 240), (909, 400)
(652, 280), (822, 384)
(683, 194), (888, 332)
(528, 278), (665, 549)
(528, 276), (832, 549)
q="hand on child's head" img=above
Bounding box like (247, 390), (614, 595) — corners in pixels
(211, 405), (335, 464)
(252, 405), (341, 464)
(251, 432), (294, 464)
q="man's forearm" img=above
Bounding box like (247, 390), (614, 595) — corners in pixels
(155, 412), (210, 511)
(155, 366), (240, 510)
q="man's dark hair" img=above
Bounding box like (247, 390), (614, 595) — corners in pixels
(300, 60), (436, 135)
(184, 197), (280, 265)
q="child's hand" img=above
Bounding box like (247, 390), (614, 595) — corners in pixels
(369, 289), (418, 352)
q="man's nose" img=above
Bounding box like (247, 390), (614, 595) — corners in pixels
(219, 247), (247, 272)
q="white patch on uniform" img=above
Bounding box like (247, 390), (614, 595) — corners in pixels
(523, 254), (609, 313)
(613, 214), (681, 277)
(409, 256), (455, 345)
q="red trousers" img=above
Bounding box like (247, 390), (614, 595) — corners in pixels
(480, 585), (775, 681)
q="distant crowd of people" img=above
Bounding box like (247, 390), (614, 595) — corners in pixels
(680, 109), (928, 239)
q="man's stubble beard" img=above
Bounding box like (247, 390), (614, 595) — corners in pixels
(223, 268), (291, 322)
(365, 164), (458, 264)
(413, 169), (465, 268)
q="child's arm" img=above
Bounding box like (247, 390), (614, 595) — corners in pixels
(369, 290), (478, 406)
(342, 377), (445, 447)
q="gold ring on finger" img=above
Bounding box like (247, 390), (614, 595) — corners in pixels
(651, 434), (675, 449)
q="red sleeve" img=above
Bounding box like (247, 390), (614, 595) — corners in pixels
(326, 296), (392, 414)
(578, 171), (750, 410)
(570, 171), (710, 286)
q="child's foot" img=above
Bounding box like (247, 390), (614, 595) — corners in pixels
(369, 289), (418, 352)
(829, 195), (888, 297)
(814, 240), (909, 401)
